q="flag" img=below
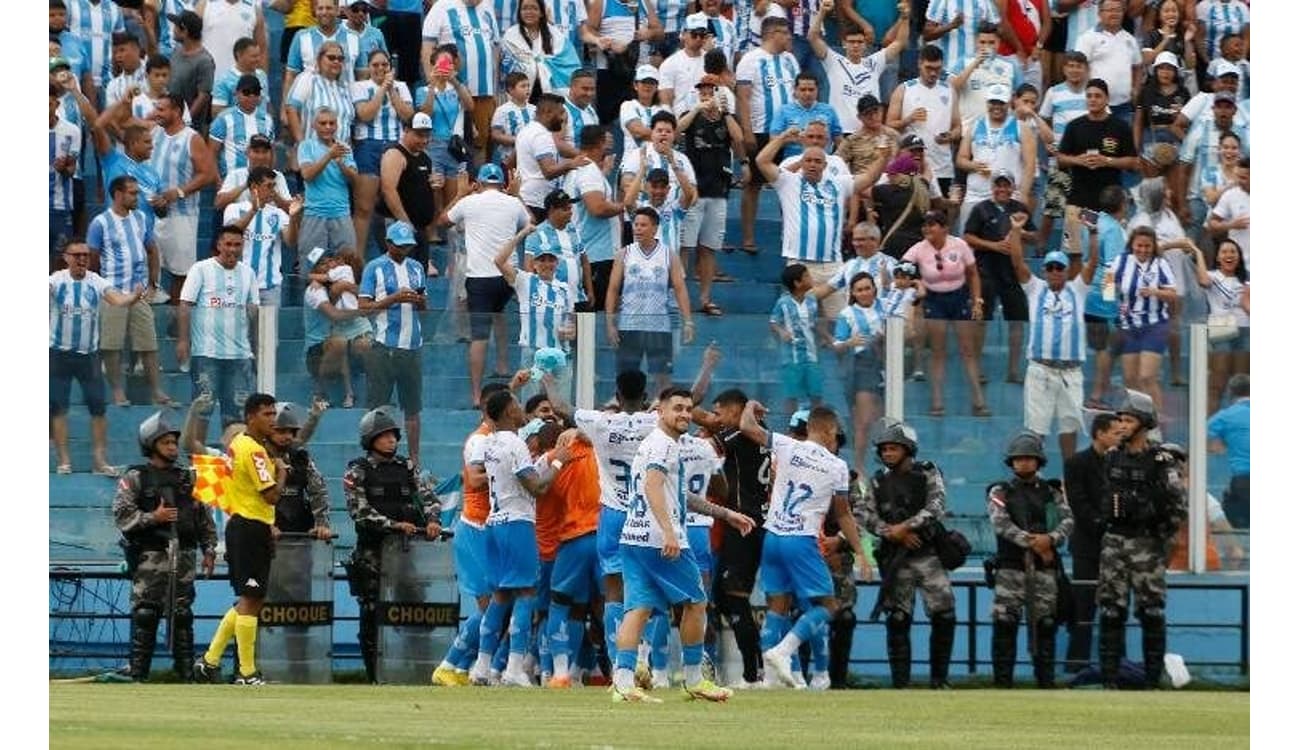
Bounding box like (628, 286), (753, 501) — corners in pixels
(192, 453), (233, 513)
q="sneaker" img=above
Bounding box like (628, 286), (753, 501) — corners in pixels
(234, 671), (266, 685)
(728, 679), (766, 690)
(651, 673), (671, 690)
(762, 648), (796, 688)
(147, 287), (172, 305)
(178, 360), (189, 374)
(193, 658), (221, 684)
(546, 674), (572, 689)
(431, 665), (462, 687)
(809, 672), (831, 691)
(499, 670), (535, 688)
(911, 370), (926, 382)
(792, 672), (808, 690)
(612, 685), (663, 704)
(683, 678), (734, 702)
(468, 667), (494, 686)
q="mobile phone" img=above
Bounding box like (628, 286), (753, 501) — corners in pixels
(1080, 209), (1099, 226)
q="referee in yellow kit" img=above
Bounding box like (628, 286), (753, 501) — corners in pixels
(195, 394), (287, 685)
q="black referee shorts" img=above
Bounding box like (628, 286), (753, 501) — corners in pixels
(225, 514), (273, 599)
(715, 525), (765, 595)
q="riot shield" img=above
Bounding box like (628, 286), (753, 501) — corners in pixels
(257, 533), (335, 683)
(376, 535), (459, 684)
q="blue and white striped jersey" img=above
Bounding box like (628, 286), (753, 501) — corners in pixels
(490, 100), (536, 162)
(834, 300), (887, 355)
(222, 202), (290, 291)
(735, 48), (800, 133)
(178, 258), (259, 360)
(360, 254), (426, 349)
(208, 107), (276, 176)
(151, 126), (201, 216)
(1179, 120), (1249, 200)
(1197, 1), (1249, 61)
(49, 270), (114, 355)
(50, 120), (81, 213)
(620, 147), (697, 208)
(681, 433), (722, 527)
(1039, 81), (1088, 166)
(105, 66), (148, 109)
(87, 208), (152, 291)
(66, 0), (125, 89)
(524, 220), (587, 304)
(350, 22), (389, 64)
(573, 408), (660, 512)
(617, 240), (674, 333)
(156, 0), (194, 58)
(351, 80), (413, 142)
(212, 68), (270, 115)
(131, 91), (193, 126)
(619, 100), (668, 158)
(773, 171), (853, 263)
(828, 254), (896, 301)
(688, 11), (739, 64)
(545, 0), (589, 47)
(1110, 253), (1174, 330)
(656, 0), (690, 34)
(287, 71), (356, 140)
(423, 0), (501, 97)
(493, 0), (520, 30)
(511, 270), (574, 350)
(564, 162), (621, 263)
(1022, 275), (1088, 362)
(562, 98), (600, 148)
(100, 150), (162, 224)
(287, 25), (362, 83)
(1063, 0), (1101, 51)
(925, 0), (1001, 70)
(880, 286), (918, 318)
(771, 292), (820, 364)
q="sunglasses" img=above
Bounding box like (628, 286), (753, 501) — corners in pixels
(933, 252), (944, 272)
(1045, 263), (1067, 271)
(323, 54), (344, 62)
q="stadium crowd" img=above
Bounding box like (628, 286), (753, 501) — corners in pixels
(49, 0), (1248, 694)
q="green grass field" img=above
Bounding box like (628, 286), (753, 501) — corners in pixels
(49, 684), (1249, 749)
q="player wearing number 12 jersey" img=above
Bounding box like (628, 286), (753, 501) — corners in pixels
(737, 401), (872, 689)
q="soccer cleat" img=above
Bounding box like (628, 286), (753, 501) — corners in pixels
(234, 671), (266, 686)
(763, 648), (796, 688)
(684, 679), (734, 702)
(193, 658), (221, 684)
(792, 672), (809, 690)
(468, 667), (494, 686)
(634, 663), (653, 690)
(431, 665), (462, 687)
(499, 670), (535, 688)
(651, 672), (671, 690)
(453, 670), (471, 686)
(728, 679), (767, 691)
(546, 674), (572, 689)
(612, 685), (663, 703)
(809, 672), (831, 691)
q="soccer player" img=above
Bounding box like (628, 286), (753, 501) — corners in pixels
(195, 393), (287, 685)
(611, 389), (740, 703)
(737, 401), (871, 689)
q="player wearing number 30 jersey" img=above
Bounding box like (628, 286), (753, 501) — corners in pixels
(737, 400), (872, 689)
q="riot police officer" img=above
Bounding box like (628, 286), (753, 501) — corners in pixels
(342, 407), (441, 683)
(1097, 391), (1188, 689)
(986, 432), (1074, 688)
(112, 412), (217, 681)
(267, 402), (331, 539)
(863, 421), (957, 689)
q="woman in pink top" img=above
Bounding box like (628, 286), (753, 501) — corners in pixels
(902, 210), (989, 416)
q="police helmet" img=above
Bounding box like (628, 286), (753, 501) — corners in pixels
(1116, 389), (1158, 430)
(1159, 442), (1187, 462)
(1004, 431), (1047, 468)
(358, 407), (401, 451)
(273, 402), (304, 432)
(138, 411), (181, 457)
(873, 420), (918, 456)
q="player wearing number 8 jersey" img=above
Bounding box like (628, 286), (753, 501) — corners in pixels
(737, 401), (870, 688)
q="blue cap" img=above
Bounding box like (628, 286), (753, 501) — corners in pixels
(1043, 251), (1071, 268)
(385, 221), (417, 246)
(519, 418), (546, 443)
(789, 410), (810, 429)
(476, 163), (505, 184)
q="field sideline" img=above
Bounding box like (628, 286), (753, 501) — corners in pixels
(49, 684), (1249, 748)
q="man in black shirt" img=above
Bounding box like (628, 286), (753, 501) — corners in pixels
(679, 73), (745, 317)
(963, 169), (1038, 384)
(378, 113), (436, 267)
(694, 387), (770, 687)
(1056, 79), (1140, 210)
(1062, 412), (1124, 672)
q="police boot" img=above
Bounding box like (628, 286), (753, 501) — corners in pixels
(1065, 621), (1093, 674)
(1034, 618), (1058, 689)
(1098, 606), (1127, 688)
(129, 605), (161, 682)
(828, 610), (855, 689)
(358, 601), (379, 684)
(171, 607), (195, 682)
(885, 611), (912, 688)
(991, 619), (1018, 688)
(1138, 609), (1167, 689)
(928, 611), (957, 689)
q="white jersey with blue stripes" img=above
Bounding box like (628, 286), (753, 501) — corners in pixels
(771, 292), (820, 365)
(511, 270), (574, 350)
(544, 0), (589, 46)
(360, 254), (426, 349)
(765, 432), (849, 537)
(574, 409), (660, 512)
(483, 429), (540, 524)
(966, 116), (1023, 202)
(524, 220), (587, 305)
(49, 270), (114, 355)
(50, 119), (81, 213)
(151, 126), (201, 216)
(1064, 0), (1101, 51)
(178, 258), (259, 360)
(688, 11), (739, 63)
(1039, 82), (1088, 167)
(490, 100), (536, 162)
(209, 107), (276, 176)
(735, 48), (800, 133)
(287, 25), (362, 84)
(211, 68), (270, 115)
(87, 208), (151, 291)
(834, 301), (887, 355)
(105, 66), (148, 110)
(829, 254), (896, 301)
(564, 162), (621, 263)
(773, 170), (853, 263)
(925, 0), (1001, 69)
(1110, 253), (1174, 330)
(1197, 0), (1249, 61)
(66, 0), (125, 88)
(287, 71), (356, 138)
(1022, 275), (1088, 362)
(423, 0), (501, 96)
(623, 427), (690, 549)
(350, 80), (413, 142)
(223, 202), (290, 291)
(616, 240), (674, 333)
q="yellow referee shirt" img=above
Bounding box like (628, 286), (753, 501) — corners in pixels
(227, 434), (277, 525)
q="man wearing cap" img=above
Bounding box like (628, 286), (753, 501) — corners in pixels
(211, 37), (269, 118)
(658, 14), (710, 108)
(378, 112), (436, 265)
(810, 1), (909, 134)
(343, 1), (389, 64)
(769, 73), (844, 158)
(1173, 90), (1247, 239)
(839, 95), (898, 177)
(359, 221), (428, 464)
(1056, 78), (1138, 211)
(1172, 58), (1244, 140)
(440, 163), (533, 408)
(524, 189), (594, 313)
(494, 220), (577, 398)
(963, 168), (1037, 384)
(224, 165), (305, 306)
(1073, 0), (1141, 124)
(215, 133), (291, 214)
(194, 0), (268, 79)
(208, 74), (275, 178)
(167, 9), (216, 131)
(621, 66), (669, 161)
(298, 105), (360, 260)
(687, 0), (739, 64)
(956, 82), (1036, 233)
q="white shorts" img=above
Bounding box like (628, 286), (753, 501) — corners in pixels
(155, 213), (199, 276)
(1023, 360), (1084, 436)
(258, 287), (280, 307)
(681, 197), (727, 250)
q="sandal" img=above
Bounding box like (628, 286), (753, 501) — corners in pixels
(342, 394), (355, 408)
(737, 244), (759, 256)
(56, 464), (72, 475)
(1085, 398), (1108, 410)
(93, 464), (122, 478)
(928, 405), (945, 417)
(972, 404), (993, 417)
(699, 302), (724, 317)
(712, 271), (736, 283)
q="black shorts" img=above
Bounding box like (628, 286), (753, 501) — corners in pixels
(745, 135), (772, 186)
(49, 349), (107, 417)
(1084, 314), (1124, 355)
(465, 276), (514, 340)
(616, 330), (673, 375)
(716, 525), (765, 595)
(978, 266), (1030, 321)
(1044, 16), (1069, 53)
(226, 515), (274, 598)
(305, 343), (324, 380)
(365, 344), (423, 414)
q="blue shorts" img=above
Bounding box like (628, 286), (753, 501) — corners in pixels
(923, 287), (973, 321)
(687, 526), (714, 582)
(781, 361), (824, 402)
(552, 532), (602, 603)
(759, 533), (834, 600)
(1211, 327), (1250, 354)
(537, 559), (554, 610)
(597, 505), (627, 577)
(452, 517), (493, 598)
(353, 138), (392, 175)
(620, 543), (706, 613)
(1120, 320), (1169, 355)
(487, 519), (540, 590)
(426, 138), (464, 178)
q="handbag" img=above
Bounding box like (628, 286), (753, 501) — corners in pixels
(434, 89), (470, 163)
(606, 1), (641, 80)
(1207, 312), (1239, 343)
(932, 522), (971, 571)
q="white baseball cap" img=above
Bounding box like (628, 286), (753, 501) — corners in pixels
(1152, 51), (1180, 70)
(410, 112), (433, 130)
(635, 64), (660, 83)
(986, 83), (1012, 104)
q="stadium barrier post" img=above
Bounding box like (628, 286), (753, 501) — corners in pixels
(1188, 324), (1209, 574)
